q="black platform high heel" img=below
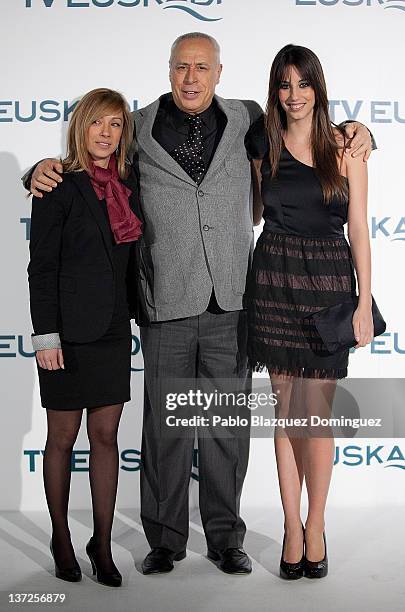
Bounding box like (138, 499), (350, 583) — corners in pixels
(303, 531), (328, 579)
(86, 537), (122, 587)
(279, 524), (305, 580)
(49, 539), (82, 582)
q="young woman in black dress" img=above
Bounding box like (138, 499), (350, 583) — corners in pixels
(28, 88), (142, 586)
(247, 45), (373, 579)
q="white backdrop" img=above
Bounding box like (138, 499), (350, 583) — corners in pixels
(1, 0), (404, 512)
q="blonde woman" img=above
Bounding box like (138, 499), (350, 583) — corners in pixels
(28, 88), (142, 587)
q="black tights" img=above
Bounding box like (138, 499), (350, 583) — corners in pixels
(43, 403), (123, 571)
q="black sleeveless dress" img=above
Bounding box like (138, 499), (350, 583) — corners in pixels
(246, 146), (357, 379)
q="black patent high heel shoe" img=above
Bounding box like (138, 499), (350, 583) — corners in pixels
(303, 531), (328, 579)
(279, 524), (305, 580)
(50, 539), (82, 582)
(86, 537), (122, 587)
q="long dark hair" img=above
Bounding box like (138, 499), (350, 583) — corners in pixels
(266, 44), (347, 204)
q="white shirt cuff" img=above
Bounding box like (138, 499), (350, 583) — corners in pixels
(31, 333), (61, 351)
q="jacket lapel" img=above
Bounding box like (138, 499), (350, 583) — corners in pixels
(136, 99), (197, 187)
(121, 168), (141, 217)
(200, 95), (242, 184)
(70, 171), (113, 264)
(136, 95), (244, 187)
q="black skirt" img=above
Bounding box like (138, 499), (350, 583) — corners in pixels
(246, 231), (357, 379)
(37, 317), (131, 410)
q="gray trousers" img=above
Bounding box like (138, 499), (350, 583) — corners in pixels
(139, 309), (251, 553)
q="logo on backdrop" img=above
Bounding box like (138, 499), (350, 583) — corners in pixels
(0, 334), (144, 369)
(329, 100), (405, 124)
(335, 445), (405, 469)
(24, 0), (223, 22)
(5, 99), (403, 124)
(0, 99), (138, 123)
(367, 333), (405, 355)
(131, 334), (144, 372)
(23, 445), (405, 472)
(296, 0), (405, 12)
(345, 333), (404, 355)
(371, 217), (405, 241)
(24, 449), (143, 472)
(24, 448), (200, 478)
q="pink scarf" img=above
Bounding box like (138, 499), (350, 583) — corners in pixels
(88, 156), (142, 244)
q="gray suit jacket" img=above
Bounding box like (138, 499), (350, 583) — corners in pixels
(130, 95), (257, 323)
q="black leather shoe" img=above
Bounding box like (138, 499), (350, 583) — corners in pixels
(207, 548), (252, 574)
(279, 526), (304, 580)
(86, 537), (122, 587)
(50, 540), (82, 582)
(141, 548), (186, 575)
(303, 532), (328, 579)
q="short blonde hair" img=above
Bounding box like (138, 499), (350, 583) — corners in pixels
(63, 88), (133, 179)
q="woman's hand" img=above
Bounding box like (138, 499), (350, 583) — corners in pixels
(36, 348), (64, 370)
(352, 306), (374, 349)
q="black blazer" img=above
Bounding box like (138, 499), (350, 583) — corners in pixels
(28, 167), (147, 344)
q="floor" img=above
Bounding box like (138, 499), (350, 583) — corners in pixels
(0, 507), (404, 612)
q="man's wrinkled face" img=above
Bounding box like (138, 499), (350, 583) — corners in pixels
(169, 38), (222, 115)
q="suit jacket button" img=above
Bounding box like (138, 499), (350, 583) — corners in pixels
(203, 225), (209, 231)
(198, 190), (204, 197)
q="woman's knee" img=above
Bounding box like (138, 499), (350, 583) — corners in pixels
(88, 426), (118, 448)
(46, 427), (79, 451)
(87, 404), (123, 447)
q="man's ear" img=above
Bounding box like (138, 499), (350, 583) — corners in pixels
(216, 64), (223, 84)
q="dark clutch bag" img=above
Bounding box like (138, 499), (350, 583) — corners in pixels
(307, 296), (386, 355)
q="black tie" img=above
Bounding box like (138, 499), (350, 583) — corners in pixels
(171, 114), (205, 184)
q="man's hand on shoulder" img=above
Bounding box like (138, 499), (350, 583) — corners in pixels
(342, 122), (373, 162)
(31, 159), (63, 198)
